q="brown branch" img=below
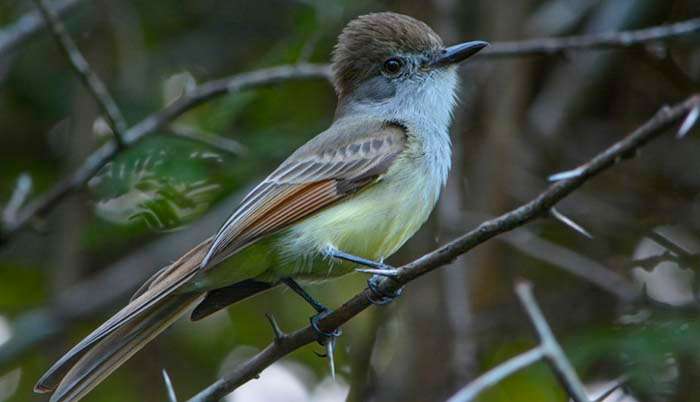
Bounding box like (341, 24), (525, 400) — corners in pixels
(0, 0), (83, 59)
(0, 63), (331, 245)
(186, 95), (699, 402)
(2, 17), (698, 246)
(484, 17), (700, 58)
(447, 281), (590, 402)
(32, 0), (128, 148)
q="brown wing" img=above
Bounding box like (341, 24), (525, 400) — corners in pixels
(201, 119), (407, 268)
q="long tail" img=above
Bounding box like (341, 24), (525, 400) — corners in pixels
(35, 239), (212, 402)
(39, 293), (203, 402)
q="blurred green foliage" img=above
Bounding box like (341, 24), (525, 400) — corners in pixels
(1, 0), (700, 401)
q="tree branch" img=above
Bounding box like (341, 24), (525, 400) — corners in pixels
(32, 0), (128, 148)
(0, 63), (331, 245)
(186, 95), (699, 402)
(484, 17), (700, 58)
(447, 281), (590, 402)
(446, 346), (546, 402)
(0, 0), (83, 59)
(2, 17), (698, 246)
(166, 124), (248, 156)
(515, 281), (589, 402)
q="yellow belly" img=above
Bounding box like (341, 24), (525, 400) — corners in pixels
(275, 159), (442, 278)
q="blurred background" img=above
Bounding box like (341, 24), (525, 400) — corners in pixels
(1, 0), (700, 401)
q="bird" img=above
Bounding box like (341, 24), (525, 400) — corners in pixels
(35, 11), (487, 402)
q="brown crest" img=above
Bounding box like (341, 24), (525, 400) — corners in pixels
(331, 12), (443, 96)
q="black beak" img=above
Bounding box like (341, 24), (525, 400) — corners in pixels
(431, 40), (489, 67)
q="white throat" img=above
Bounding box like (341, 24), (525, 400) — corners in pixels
(338, 68), (459, 187)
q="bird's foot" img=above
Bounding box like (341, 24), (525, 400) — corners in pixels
(364, 274), (404, 305)
(310, 308), (341, 379)
(323, 247), (404, 305)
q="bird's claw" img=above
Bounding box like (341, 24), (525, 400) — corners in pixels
(309, 309), (341, 379)
(310, 308), (342, 340)
(366, 274), (403, 305)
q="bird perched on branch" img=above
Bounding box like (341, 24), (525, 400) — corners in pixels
(35, 12), (487, 401)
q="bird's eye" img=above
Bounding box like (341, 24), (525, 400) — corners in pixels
(382, 58), (403, 76)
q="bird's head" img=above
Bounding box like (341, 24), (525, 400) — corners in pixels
(331, 12), (487, 114)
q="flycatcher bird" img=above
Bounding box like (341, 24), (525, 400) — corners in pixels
(35, 12), (487, 401)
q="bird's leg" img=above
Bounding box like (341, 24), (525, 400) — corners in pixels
(282, 277), (328, 314)
(281, 277), (340, 379)
(324, 247), (404, 305)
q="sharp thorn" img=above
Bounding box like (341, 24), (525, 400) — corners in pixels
(356, 268), (400, 277)
(265, 313), (286, 343)
(549, 208), (593, 239)
(548, 166), (585, 182)
(677, 106), (699, 139)
(326, 340), (336, 380)
(162, 369), (178, 402)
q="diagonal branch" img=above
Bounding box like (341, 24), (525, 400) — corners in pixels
(2, 17), (699, 246)
(186, 95), (699, 402)
(446, 281), (590, 402)
(515, 281), (589, 402)
(0, 0), (83, 59)
(0, 63), (331, 245)
(32, 0), (128, 148)
(449, 347), (546, 402)
(484, 17), (700, 58)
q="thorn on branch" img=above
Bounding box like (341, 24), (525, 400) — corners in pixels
(264, 313), (287, 344)
(326, 340), (337, 380)
(549, 208), (593, 239)
(677, 105), (699, 138)
(162, 369), (178, 402)
(355, 268), (400, 277)
(2, 173), (32, 228)
(548, 166), (585, 182)
(187, 96), (699, 402)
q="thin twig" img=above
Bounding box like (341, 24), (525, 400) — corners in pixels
(515, 281), (590, 402)
(448, 281), (591, 402)
(445, 347), (546, 402)
(186, 95), (700, 402)
(167, 125), (248, 156)
(484, 17), (700, 58)
(0, 63), (331, 245)
(0, 0), (83, 59)
(2, 17), (698, 246)
(32, 0), (129, 148)
(647, 231), (692, 256)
